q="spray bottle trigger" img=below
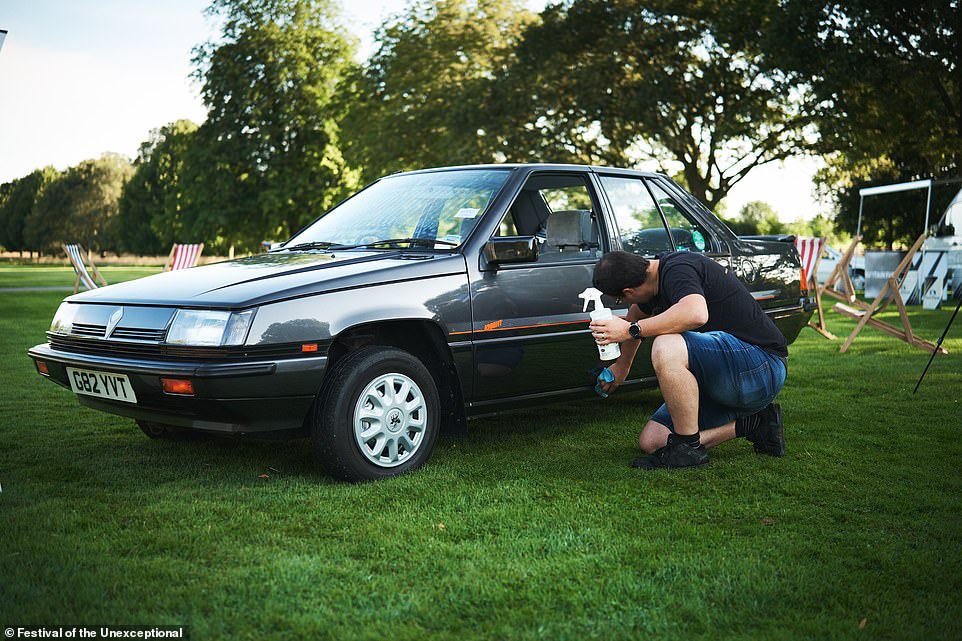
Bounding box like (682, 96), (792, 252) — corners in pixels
(578, 287), (604, 313)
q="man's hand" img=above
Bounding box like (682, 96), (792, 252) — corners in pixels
(590, 316), (631, 345)
(599, 360), (630, 394)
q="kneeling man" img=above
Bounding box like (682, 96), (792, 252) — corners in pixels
(590, 250), (788, 469)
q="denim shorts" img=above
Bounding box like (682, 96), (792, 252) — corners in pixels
(650, 331), (787, 432)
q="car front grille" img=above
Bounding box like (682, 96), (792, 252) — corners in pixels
(71, 322), (107, 337)
(47, 333), (323, 361)
(112, 327), (168, 341)
(68, 323), (167, 342)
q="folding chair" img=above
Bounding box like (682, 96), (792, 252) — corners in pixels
(794, 236), (836, 339)
(164, 243), (205, 271)
(833, 233), (947, 354)
(820, 235), (862, 307)
(63, 244), (108, 294)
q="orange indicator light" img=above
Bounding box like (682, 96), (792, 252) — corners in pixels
(161, 378), (195, 395)
(36, 361), (50, 376)
(301, 343), (318, 353)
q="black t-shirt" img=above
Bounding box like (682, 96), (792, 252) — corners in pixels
(637, 252), (789, 358)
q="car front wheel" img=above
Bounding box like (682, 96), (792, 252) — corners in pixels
(312, 346), (440, 481)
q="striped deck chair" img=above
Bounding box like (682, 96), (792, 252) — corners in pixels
(164, 243), (205, 271)
(794, 236), (835, 340)
(63, 243), (108, 294)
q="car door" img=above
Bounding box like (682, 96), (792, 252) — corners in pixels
(469, 172), (608, 403)
(595, 172), (735, 380)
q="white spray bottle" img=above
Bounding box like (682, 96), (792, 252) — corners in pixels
(579, 287), (621, 361)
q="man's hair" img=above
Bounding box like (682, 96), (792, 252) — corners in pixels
(592, 251), (651, 297)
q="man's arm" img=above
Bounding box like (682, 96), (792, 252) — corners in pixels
(592, 294), (708, 344)
(597, 305), (647, 394)
(635, 294), (708, 337)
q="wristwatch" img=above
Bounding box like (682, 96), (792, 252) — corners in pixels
(628, 321), (644, 340)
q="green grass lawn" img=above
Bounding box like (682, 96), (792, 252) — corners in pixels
(1, 271), (960, 641)
(0, 265), (163, 288)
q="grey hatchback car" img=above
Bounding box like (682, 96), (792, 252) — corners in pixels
(29, 164), (812, 480)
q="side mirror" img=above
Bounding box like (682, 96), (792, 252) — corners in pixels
(483, 236), (539, 266)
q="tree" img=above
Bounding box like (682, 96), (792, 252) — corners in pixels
(340, 0), (536, 182)
(0, 168), (58, 254)
(785, 213), (848, 247)
(770, 0), (960, 176)
(26, 155), (133, 254)
(491, 0), (817, 209)
(188, 0), (361, 252)
(723, 200), (786, 236)
(766, 1), (960, 246)
(117, 120), (200, 255)
(0, 182), (11, 251)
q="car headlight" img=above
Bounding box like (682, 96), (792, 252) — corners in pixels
(50, 303), (79, 334)
(166, 309), (255, 346)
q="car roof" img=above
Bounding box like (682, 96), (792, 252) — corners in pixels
(390, 163), (665, 179)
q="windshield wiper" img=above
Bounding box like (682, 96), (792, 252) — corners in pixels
(353, 237), (459, 249)
(278, 237), (459, 253)
(275, 241), (346, 252)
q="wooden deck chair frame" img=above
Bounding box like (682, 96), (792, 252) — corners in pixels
(833, 233), (948, 354)
(796, 236), (836, 340)
(164, 243), (205, 272)
(63, 243), (108, 294)
(820, 235), (863, 308)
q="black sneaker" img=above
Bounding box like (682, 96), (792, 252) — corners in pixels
(746, 403), (785, 457)
(631, 435), (709, 470)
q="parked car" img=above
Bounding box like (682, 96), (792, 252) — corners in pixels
(29, 164), (813, 481)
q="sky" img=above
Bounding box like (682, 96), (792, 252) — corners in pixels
(0, 0), (825, 221)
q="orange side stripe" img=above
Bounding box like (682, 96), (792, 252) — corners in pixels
(449, 316), (626, 336)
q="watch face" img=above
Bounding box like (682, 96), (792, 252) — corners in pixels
(629, 323), (640, 339)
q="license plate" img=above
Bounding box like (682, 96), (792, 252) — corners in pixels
(66, 367), (138, 404)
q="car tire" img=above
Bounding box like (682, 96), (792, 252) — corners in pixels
(312, 346), (440, 482)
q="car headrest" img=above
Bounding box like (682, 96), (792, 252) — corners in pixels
(546, 210), (592, 249)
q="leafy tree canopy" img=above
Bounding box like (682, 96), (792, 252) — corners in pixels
(767, 0), (960, 246)
(489, 0), (817, 209)
(27, 155), (133, 255)
(117, 119), (200, 255)
(722, 200), (786, 236)
(0, 167), (58, 253)
(340, 0), (536, 183)
(770, 0), (960, 174)
(188, 0), (361, 252)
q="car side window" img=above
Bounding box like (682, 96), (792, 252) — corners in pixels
(600, 175), (672, 257)
(495, 174), (602, 263)
(645, 179), (712, 253)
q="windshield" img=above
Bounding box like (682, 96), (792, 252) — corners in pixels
(281, 168), (510, 250)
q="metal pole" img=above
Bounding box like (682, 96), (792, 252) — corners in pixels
(913, 293), (962, 393)
(915, 183), (933, 304)
(857, 195), (864, 239)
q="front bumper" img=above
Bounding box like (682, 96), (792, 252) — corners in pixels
(28, 343), (328, 434)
